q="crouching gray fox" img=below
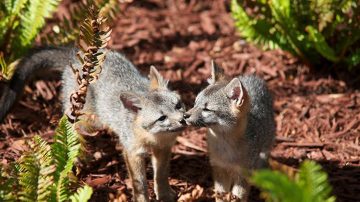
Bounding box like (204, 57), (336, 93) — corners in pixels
(185, 61), (275, 202)
(0, 47), (187, 202)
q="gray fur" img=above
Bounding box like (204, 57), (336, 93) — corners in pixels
(186, 71), (275, 201)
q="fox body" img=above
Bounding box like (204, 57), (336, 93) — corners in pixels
(185, 62), (275, 201)
(0, 47), (186, 202)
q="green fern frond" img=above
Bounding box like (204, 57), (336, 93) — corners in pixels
(18, 135), (55, 202)
(52, 115), (81, 181)
(252, 170), (303, 202)
(231, 0), (287, 50)
(43, 0), (117, 46)
(306, 25), (340, 62)
(251, 160), (336, 202)
(11, 0), (60, 58)
(296, 161), (336, 202)
(52, 115), (81, 201)
(0, 0), (28, 45)
(0, 164), (19, 201)
(70, 185), (93, 202)
(347, 48), (360, 69)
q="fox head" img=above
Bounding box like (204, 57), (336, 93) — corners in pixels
(185, 61), (250, 130)
(120, 66), (186, 135)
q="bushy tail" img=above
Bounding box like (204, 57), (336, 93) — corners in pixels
(0, 46), (76, 122)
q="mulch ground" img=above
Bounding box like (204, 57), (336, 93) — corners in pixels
(1, 0), (360, 201)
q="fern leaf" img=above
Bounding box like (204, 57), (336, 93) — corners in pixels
(306, 25), (340, 62)
(43, 0), (118, 46)
(347, 48), (360, 70)
(297, 161), (336, 202)
(18, 135), (55, 202)
(1, 163), (21, 201)
(52, 115), (81, 201)
(251, 169), (303, 202)
(231, 0), (292, 51)
(70, 185), (93, 202)
(11, 0), (60, 58)
(0, 0), (28, 48)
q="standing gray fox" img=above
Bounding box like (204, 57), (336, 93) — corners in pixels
(185, 61), (275, 202)
(0, 47), (187, 202)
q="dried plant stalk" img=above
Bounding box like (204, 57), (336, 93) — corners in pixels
(67, 5), (112, 122)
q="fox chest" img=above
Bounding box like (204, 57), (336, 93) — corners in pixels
(207, 129), (249, 169)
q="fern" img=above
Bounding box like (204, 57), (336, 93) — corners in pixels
(11, 0), (61, 58)
(52, 115), (81, 201)
(231, 0), (360, 67)
(251, 160), (336, 202)
(297, 161), (336, 202)
(0, 0), (60, 81)
(42, 0), (118, 45)
(0, 119), (92, 202)
(18, 135), (55, 202)
(70, 185), (93, 202)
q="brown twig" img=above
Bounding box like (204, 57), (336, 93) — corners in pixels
(67, 5), (112, 123)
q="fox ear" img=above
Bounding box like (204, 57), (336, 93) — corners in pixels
(224, 78), (246, 107)
(149, 65), (168, 90)
(208, 60), (225, 84)
(120, 92), (142, 113)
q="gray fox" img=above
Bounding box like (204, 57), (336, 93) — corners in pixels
(184, 61), (275, 202)
(0, 47), (187, 202)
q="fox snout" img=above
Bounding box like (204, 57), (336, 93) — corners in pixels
(184, 108), (205, 127)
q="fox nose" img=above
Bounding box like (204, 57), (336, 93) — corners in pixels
(183, 113), (190, 119)
(179, 119), (186, 125)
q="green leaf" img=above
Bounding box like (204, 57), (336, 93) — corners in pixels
(51, 115), (81, 201)
(11, 0), (60, 58)
(297, 160), (336, 202)
(347, 48), (360, 70)
(70, 185), (93, 202)
(306, 25), (340, 62)
(18, 135), (55, 202)
(252, 169), (304, 202)
(231, 0), (288, 51)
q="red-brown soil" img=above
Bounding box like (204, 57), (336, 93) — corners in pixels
(1, 1), (359, 201)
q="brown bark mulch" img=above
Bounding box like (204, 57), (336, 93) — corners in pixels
(1, 0), (359, 201)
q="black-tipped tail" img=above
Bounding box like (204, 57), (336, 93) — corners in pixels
(0, 46), (76, 122)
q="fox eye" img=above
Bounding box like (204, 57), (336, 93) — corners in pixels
(175, 102), (182, 110)
(157, 115), (167, 121)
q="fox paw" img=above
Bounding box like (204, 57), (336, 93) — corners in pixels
(156, 188), (176, 202)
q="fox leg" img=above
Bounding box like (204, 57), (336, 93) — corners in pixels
(212, 165), (232, 202)
(231, 176), (249, 202)
(123, 150), (148, 202)
(151, 146), (176, 202)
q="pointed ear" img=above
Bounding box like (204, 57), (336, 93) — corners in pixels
(149, 65), (168, 90)
(208, 60), (225, 84)
(120, 92), (142, 113)
(224, 78), (246, 107)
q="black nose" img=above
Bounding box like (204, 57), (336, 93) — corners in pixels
(183, 113), (190, 119)
(179, 119), (186, 125)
